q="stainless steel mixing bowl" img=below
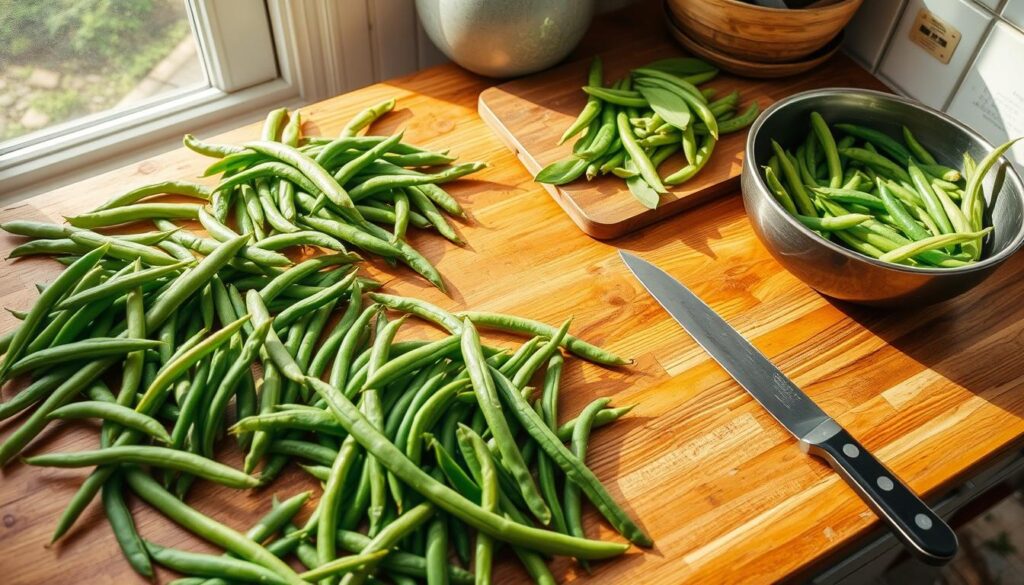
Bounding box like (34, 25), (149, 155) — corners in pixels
(741, 88), (1024, 306)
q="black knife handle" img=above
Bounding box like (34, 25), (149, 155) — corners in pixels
(801, 420), (957, 565)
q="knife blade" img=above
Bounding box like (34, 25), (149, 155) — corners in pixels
(620, 251), (958, 565)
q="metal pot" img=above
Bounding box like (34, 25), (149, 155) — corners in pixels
(416, 0), (594, 78)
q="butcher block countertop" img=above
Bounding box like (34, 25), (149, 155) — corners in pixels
(3, 4), (1024, 585)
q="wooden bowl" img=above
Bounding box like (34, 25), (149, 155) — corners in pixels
(666, 0), (862, 64)
(667, 12), (843, 78)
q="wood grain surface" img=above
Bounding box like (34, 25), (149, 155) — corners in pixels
(2, 3), (1024, 585)
(478, 44), (884, 239)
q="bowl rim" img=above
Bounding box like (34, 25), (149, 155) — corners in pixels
(671, 0), (861, 15)
(745, 87), (1024, 276)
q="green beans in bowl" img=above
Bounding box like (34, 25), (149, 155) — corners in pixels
(741, 88), (1024, 306)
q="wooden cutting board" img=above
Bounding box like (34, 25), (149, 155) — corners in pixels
(478, 43), (886, 239)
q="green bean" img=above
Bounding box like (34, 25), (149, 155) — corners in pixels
(902, 125), (938, 165)
(245, 141), (361, 220)
(300, 216), (401, 259)
(144, 541), (288, 585)
(908, 162), (955, 236)
(581, 85), (646, 107)
(537, 355), (569, 534)
(28, 446), (259, 488)
(0, 356), (116, 468)
(197, 206), (292, 267)
(920, 163), (961, 183)
(463, 425), (498, 585)
(764, 166), (797, 215)
(341, 98), (396, 137)
(796, 214), (870, 231)
(333, 131), (405, 185)
(317, 436), (360, 580)
(53, 261), (189, 310)
(809, 112), (841, 188)
(49, 401), (171, 444)
(93, 180), (213, 211)
(839, 147), (911, 183)
(135, 315), (249, 414)
(257, 181), (302, 233)
(634, 77), (716, 140)
(233, 409), (344, 436)
(262, 107), (289, 141)
(299, 551), (389, 583)
(67, 203), (201, 229)
(348, 163), (485, 201)
(245, 291), (304, 384)
(102, 472), (154, 578)
(306, 376), (629, 559)
(879, 229), (991, 263)
(877, 180), (931, 241)
(336, 530), (474, 584)
(616, 111), (666, 193)
(461, 319), (550, 523)
(363, 334), (460, 391)
(634, 83), (692, 133)
(0, 368), (72, 421)
(184, 133), (247, 157)
(561, 57), (603, 144)
(962, 138), (1021, 258)
(127, 468), (306, 583)
(512, 318), (568, 389)
(274, 271), (356, 332)
(208, 324), (276, 458)
(834, 123), (913, 163)
(0, 244), (108, 385)
(425, 514), (450, 585)
(339, 503), (434, 585)
(405, 186), (462, 244)
(282, 110), (302, 146)
(267, 439), (338, 467)
(255, 230), (347, 252)
(146, 233), (250, 331)
(770, 141), (814, 216)
(932, 182), (972, 234)
(489, 366), (651, 546)
(456, 311), (627, 366)
(564, 397), (610, 567)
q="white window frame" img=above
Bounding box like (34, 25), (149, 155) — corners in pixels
(0, 0), (451, 201)
(0, 0), (297, 198)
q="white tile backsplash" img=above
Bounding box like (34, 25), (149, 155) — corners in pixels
(844, 0), (1023, 169)
(844, 0), (908, 69)
(1002, 0), (1024, 28)
(878, 0), (994, 110)
(948, 22), (1024, 165)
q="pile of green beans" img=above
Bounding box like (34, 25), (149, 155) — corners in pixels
(538, 56), (760, 209)
(0, 203), (644, 582)
(762, 113), (1020, 266)
(47, 99), (483, 292)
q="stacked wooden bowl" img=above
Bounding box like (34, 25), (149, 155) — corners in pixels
(665, 0), (863, 78)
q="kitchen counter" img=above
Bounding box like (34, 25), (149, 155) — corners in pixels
(2, 3), (1023, 584)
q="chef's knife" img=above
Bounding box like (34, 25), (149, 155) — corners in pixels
(619, 251), (958, 565)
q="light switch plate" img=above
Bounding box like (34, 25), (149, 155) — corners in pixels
(947, 22), (1024, 167)
(879, 0), (993, 109)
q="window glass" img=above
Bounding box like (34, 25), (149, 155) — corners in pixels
(0, 0), (207, 142)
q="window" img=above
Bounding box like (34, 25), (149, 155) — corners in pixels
(0, 0), (205, 142)
(0, 0), (451, 200)
(0, 0), (294, 197)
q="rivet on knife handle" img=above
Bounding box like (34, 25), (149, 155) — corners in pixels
(800, 419), (958, 565)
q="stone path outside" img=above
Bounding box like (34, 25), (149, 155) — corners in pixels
(0, 35), (204, 141)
